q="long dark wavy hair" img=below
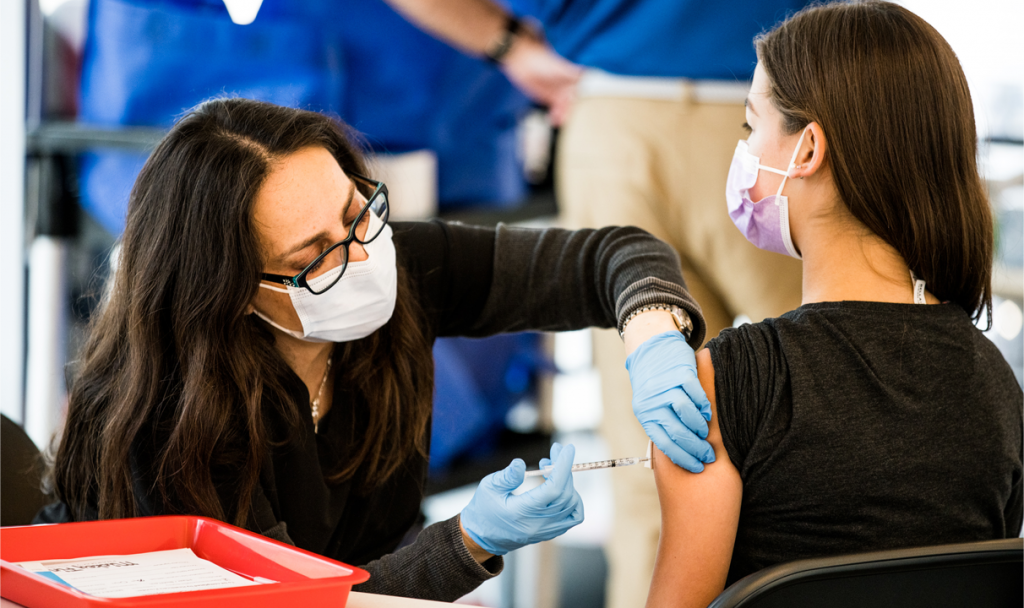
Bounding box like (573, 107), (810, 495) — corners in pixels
(51, 99), (434, 527)
(757, 1), (993, 322)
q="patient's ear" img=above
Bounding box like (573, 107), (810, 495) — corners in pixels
(789, 121), (827, 179)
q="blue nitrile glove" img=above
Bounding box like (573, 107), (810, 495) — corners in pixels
(626, 331), (715, 472)
(460, 443), (584, 556)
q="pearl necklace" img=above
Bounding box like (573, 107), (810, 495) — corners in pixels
(310, 354), (333, 434)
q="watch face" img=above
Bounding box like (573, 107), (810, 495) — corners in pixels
(670, 307), (692, 337)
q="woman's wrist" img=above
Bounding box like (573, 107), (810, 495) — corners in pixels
(459, 517), (495, 564)
(623, 310), (680, 356)
(484, 14), (525, 64)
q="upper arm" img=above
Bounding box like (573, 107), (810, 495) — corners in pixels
(646, 348), (743, 608)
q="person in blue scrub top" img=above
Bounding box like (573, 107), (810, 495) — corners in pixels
(385, 0), (815, 604)
(39, 98), (712, 602)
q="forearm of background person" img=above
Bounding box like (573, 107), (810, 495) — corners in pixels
(384, 0), (507, 57)
(645, 350), (743, 608)
(383, 0), (582, 124)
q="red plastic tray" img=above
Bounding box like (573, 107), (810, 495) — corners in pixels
(0, 515), (369, 608)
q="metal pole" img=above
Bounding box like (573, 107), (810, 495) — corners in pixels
(24, 234), (69, 449)
(22, 0), (80, 449)
(25, 150), (77, 449)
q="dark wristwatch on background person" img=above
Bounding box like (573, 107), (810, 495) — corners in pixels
(484, 15), (523, 64)
(619, 304), (693, 341)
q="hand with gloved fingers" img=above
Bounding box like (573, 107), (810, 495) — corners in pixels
(460, 443), (584, 558)
(626, 330), (716, 473)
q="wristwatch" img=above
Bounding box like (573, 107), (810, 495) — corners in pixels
(485, 15), (523, 64)
(619, 304), (693, 340)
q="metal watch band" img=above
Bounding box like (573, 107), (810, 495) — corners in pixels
(619, 304), (693, 340)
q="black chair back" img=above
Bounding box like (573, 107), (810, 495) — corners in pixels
(709, 538), (1023, 608)
(1, 414), (50, 526)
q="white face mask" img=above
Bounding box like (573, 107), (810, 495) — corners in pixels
(254, 213), (397, 343)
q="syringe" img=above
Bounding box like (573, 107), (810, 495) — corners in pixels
(523, 456), (649, 478)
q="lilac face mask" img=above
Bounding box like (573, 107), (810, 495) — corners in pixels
(725, 128), (808, 259)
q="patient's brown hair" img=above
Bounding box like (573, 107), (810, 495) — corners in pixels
(757, 1), (992, 323)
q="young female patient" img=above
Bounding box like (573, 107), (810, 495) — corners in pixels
(636, 3), (1024, 606)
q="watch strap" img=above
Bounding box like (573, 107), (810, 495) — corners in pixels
(485, 15), (522, 64)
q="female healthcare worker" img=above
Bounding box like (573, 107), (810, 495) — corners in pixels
(38, 98), (714, 601)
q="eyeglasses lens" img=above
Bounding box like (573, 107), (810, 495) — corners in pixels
(356, 192), (389, 244)
(304, 179), (388, 295)
(306, 245), (348, 294)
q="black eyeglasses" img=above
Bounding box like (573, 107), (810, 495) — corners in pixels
(260, 173), (390, 295)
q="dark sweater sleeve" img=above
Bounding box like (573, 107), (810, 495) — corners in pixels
(256, 513), (501, 601)
(353, 515), (502, 600)
(396, 220), (705, 346)
(468, 223), (705, 345)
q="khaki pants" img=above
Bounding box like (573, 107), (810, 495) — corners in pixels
(556, 95), (802, 608)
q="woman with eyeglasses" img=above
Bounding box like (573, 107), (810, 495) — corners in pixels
(38, 98), (711, 601)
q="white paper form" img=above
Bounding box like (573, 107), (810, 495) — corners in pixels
(17, 548), (269, 598)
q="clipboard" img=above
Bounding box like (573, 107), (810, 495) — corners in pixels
(0, 515), (369, 607)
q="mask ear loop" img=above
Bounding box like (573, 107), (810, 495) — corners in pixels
(773, 127), (810, 199)
(259, 282), (292, 294)
(773, 128), (810, 260)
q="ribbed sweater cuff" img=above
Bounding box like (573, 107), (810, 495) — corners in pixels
(353, 514), (502, 601)
(616, 277), (707, 348)
(449, 514), (504, 579)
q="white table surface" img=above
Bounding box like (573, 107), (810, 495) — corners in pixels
(1, 591), (453, 607)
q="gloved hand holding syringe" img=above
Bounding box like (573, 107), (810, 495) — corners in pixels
(459, 442), (655, 557)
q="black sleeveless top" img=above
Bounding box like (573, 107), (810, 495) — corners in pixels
(708, 301), (1023, 585)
